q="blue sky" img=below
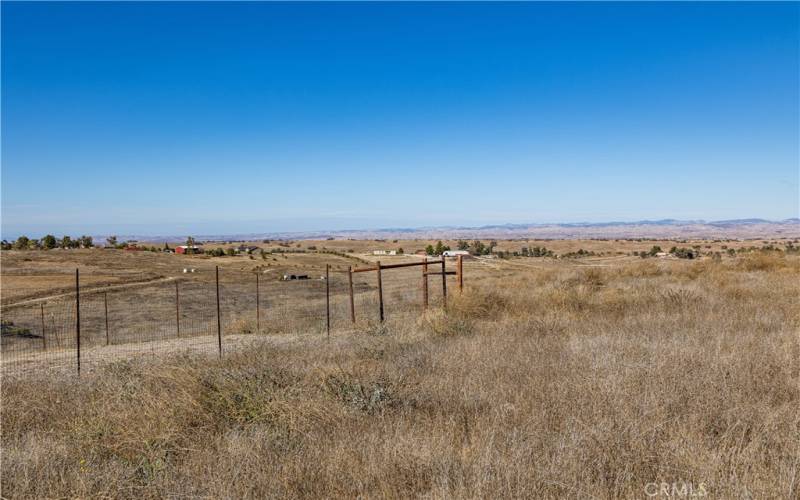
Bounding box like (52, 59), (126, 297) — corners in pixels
(2, 2), (798, 237)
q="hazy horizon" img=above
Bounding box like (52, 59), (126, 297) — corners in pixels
(2, 216), (798, 241)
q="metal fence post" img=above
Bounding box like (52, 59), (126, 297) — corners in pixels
(441, 257), (447, 310)
(175, 282), (180, 338)
(40, 303), (46, 350)
(376, 261), (384, 322)
(348, 265), (355, 324)
(216, 266), (222, 358)
(325, 264), (330, 337)
(75, 268), (81, 374)
(457, 255), (464, 293)
(422, 257), (429, 310)
(255, 272), (260, 332)
(104, 291), (110, 345)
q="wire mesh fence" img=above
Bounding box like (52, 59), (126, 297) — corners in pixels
(1, 258), (462, 376)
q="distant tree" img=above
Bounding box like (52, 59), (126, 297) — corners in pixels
(671, 247), (695, 259)
(1, 240), (11, 250)
(226, 248), (236, 256)
(434, 241), (450, 256)
(79, 235), (94, 248)
(397, 247), (404, 255)
(14, 236), (30, 250)
(106, 236), (118, 248)
(521, 247), (529, 257)
(60, 236), (74, 249)
(41, 234), (57, 250)
(425, 244), (435, 256)
(648, 245), (662, 257)
(457, 240), (470, 251)
(471, 240), (485, 255)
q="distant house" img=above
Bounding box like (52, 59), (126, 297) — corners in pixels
(443, 250), (470, 257)
(237, 245), (260, 254)
(175, 245), (203, 255)
(372, 250), (397, 256)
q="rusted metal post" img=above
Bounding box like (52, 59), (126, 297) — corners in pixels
(75, 268), (81, 374)
(174, 282), (180, 338)
(441, 257), (447, 309)
(40, 303), (46, 350)
(325, 264), (331, 337)
(457, 255), (464, 293)
(255, 273), (260, 332)
(422, 257), (429, 310)
(376, 261), (384, 322)
(348, 265), (355, 324)
(104, 291), (110, 345)
(215, 266), (222, 358)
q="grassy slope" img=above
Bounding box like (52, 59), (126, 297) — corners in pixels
(2, 253), (799, 498)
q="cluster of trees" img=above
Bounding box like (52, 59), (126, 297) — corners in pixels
(494, 246), (555, 259)
(1, 235), (94, 251)
(425, 241), (451, 256)
(632, 246), (664, 258)
(630, 246), (695, 259)
(103, 236), (138, 249)
(669, 247), (696, 259)
(455, 239), (497, 255)
(562, 248), (598, 259)
(520, 246), (554, 257)
(204, 248), (235, 257)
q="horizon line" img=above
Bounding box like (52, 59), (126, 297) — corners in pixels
(2, 217), (798, 241)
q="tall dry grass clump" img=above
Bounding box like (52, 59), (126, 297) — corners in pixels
(2, 256), (799, 498)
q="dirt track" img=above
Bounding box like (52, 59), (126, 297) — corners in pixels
(3, 276), (177, 309)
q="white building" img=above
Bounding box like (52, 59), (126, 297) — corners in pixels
(372, 250), (397, 256)
(442, 250), (470, 257)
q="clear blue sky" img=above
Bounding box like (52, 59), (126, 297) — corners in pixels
(2, 2), (798, 237)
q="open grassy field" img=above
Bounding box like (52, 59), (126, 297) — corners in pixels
(1, 244), (799, 498)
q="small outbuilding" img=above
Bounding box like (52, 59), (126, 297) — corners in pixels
(237, 245), (261, 254)
(175, 245), (203, 255)
(442, 250), (470, 258)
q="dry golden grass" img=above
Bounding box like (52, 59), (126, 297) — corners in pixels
(2, 253), (799, 498)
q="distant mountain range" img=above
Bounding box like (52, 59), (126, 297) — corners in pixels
(103, 218), (800, 243)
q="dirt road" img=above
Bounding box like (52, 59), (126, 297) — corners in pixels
(3, 276), (177, 309)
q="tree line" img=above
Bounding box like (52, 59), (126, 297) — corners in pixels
(1, 234), (94, 250)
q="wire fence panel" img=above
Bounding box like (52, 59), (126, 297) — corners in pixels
(2, 259), (462, 376)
